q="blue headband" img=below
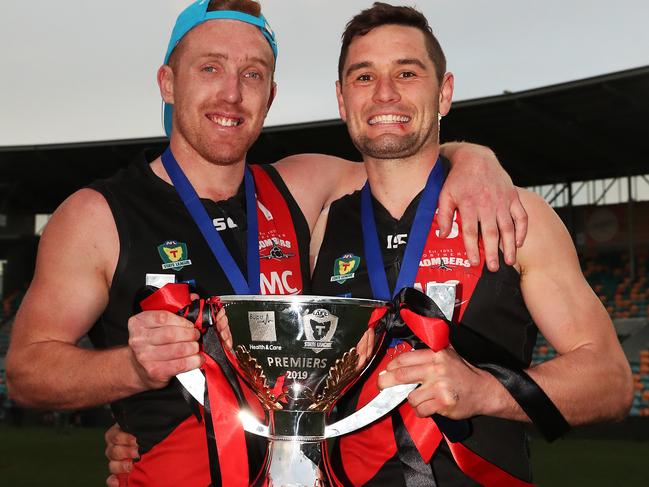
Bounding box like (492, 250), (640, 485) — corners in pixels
(163, 1), (278, 136)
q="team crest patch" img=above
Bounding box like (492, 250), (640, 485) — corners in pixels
(157, 240), (193, 271)
(330, 253), (361, 284)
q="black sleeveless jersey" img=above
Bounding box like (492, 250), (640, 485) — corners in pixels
(88, 151), (310, 455)
(311, 183), (537, 486)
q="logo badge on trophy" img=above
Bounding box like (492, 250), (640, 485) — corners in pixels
(303, 309), (338, 353)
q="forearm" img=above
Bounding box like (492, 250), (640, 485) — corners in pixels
(6, 341), (144, 410)
(481, 346), (633, 425)
(440, 141), (497, 165)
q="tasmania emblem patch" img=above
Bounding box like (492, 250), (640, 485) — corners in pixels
(157, 240), (192, 271)
(330, 253), (361, 284)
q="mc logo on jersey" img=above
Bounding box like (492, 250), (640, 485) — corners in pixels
(158, 240), (193, 271)
(330, 253), (361, 284)
(303, 309), (338, 353)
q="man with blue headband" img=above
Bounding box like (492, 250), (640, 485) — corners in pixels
(7, 1), (530, 486)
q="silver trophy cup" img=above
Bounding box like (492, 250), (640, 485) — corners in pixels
(178, 286), (456, 487)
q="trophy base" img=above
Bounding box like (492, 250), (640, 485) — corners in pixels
(266, 440), (327, 487)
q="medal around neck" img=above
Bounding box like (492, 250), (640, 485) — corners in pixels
(177, 288), (457, 486)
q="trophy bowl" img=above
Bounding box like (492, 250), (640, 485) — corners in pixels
(217, 295), (388, 440)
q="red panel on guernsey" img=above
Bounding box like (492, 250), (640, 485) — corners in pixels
(128, 415), (210, 487)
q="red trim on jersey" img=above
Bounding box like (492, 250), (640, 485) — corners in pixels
(128, 415), (211, 487)
(250, 164), (304, 295)
(448, 441), (535, 487)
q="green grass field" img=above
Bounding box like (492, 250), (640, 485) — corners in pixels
(1, 426), (649, 486)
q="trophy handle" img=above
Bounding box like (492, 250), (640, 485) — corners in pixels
(323, 383), (418, 438)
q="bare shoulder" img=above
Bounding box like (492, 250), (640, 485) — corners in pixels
(516, 188), (568, 236)
(39, 188), (118, 287)
(45, 188), (116, 245)
(515, 188), (577, 271)
(516, 188), (553, 215)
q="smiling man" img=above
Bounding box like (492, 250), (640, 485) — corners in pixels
(306, 4), (632, 486)
(7, 1), (529, 486)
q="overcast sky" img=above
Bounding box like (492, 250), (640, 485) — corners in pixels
(1, 0), (647, 146)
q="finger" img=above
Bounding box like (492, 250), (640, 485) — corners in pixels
(479, 216), (500, 272)
(106, 474), (120, 487)
(141, 354), (205, 383)
(190, 293), (200, 301)
(377, 365), (426, 389)
(165, 355), (205, 375)
(135, 310), (196, 330)
(385, 349), (436, 370)
(459, 209), (480, 266)
(354, 330), (371, 370)
(108, 459), (133, 476)
(407, 383), (438, 410)
(220, 328), (233, 351)
(215, 310), (232, 345)
(510, 197), (528, 248)
(496, 210), (516, 266)
(137, 326), (201, 347)
(436, 191), (455, 238)
(215, 311), (232, 349)
(113, 431), (138, 448)
(215, 307), (226, 324)
(411, 398), (442, 418)
(408, 380), (459, 411)
(104, 423), (122, 444)
(136, 341), (200, 363)
(106, 444), (140, 462)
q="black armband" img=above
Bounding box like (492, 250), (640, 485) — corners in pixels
(450, 324), (571, 442)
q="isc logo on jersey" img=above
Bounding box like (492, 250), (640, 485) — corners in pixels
(212, 217), (238, 231)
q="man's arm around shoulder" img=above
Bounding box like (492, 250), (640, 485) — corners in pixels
(273, 154), (365, 231)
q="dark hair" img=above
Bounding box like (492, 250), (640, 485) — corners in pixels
(338, 2), (446, 83)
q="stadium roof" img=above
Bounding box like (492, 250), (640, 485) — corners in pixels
(1, 65), (648, 214)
